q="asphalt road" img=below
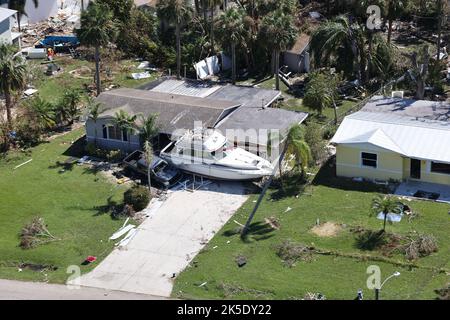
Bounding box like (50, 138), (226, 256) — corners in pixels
(0, 279), (167, 300)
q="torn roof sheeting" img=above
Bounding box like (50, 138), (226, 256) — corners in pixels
(96, 88), (240, 134)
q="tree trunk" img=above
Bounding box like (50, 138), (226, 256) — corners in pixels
(210, 5), (215, 54)
(437, 0), (443, 62)
(194, 0), (200, 15)
(94, 46), (101, 96)
(332, 97), (338, 125)
(147, 165), (152, 196)
(176, 22), (181, 79)
(4, 90), (13, 131)
(387, 18), (393, 43)
(81, 0), (85, 11)
(231, 42), (236, 84)
(16, 13), (21, 33)
(275, 49), (280, 91)
(416, 80), (425, 99)
(223, 0), (228, 10)
(383, 211), (387, 231)
(202, 0), (208, 23)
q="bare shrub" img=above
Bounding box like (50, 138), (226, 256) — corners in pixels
(403, 234), (438, 260)
(275, 240), (314, 267)
(19, 217), (57, 249)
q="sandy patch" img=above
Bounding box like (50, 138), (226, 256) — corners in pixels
(311, 222), (342, 237)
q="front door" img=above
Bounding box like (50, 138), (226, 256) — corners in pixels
(410, 159), (421, 179)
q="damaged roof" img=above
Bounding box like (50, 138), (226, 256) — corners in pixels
(96, 88), (240, 134)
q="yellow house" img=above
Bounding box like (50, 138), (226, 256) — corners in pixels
(331, 96), (450, 186)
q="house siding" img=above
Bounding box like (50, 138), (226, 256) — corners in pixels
(337, 145), (450, 185)
(0, 16), (12, 44)
(336, 144), (403, 181)
(85, 118), (140, 152)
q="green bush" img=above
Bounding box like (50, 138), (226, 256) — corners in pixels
(304, 122), (327, 165)
(85, 142), (123, 162)
(124, 185), (150, 212)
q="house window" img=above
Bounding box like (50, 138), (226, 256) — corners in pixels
(107, 125), (123, 141)
(122, 129), (128, 142)
(102, 125), (107, 139)
(361, 152), (377, 168)
(431, 161), (450, 175)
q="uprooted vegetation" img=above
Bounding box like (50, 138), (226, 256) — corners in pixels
(275, 240), (314, 267)
(352, 227), (438, 260)
(19, 217), (58, 249)
(402, 234), (439, 261)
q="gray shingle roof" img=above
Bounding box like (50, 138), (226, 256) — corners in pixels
(96, 88), (240, 134)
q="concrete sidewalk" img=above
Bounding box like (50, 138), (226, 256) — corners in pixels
(0, 279), (166, 300)
(73, 181), (248, 297)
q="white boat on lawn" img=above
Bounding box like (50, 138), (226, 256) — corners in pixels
(160, 129), (274, 181)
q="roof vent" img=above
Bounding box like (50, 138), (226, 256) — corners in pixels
(392, 91), (404, 99)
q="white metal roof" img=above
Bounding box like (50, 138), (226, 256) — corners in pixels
(0, 8), (17, 22)
(331, 111), (450, 163)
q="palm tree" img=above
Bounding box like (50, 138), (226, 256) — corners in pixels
(208, 0), (222, 53)
(113, 110), (137, 152)
(76, 2), (117, 96)
(386, 0), (409, 43)
(62, 90), (81, 125)
(260, 9), (297, 90)
(371, 195), (402, 232)
(8, 0), (39, 32)
(143, 141), (154, 195)
(86, 98), (104, 146)
(25, 97), (56, 131)
(310, 15), (366, 82)
(157, 0), (192, 79)
(215, 7), (246, 84)
(284, 124), (311, 178)
(303, 71), (341, 124)
(138, 113), (159, 146)
(0, 43), (28, 132)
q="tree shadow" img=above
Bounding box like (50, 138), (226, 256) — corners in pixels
(269, 173), (308, 201)
(66, 196), (124, 220)
(48, 158), (78, 173)
(312, 157), (389, 193)
(354, 230), (387, 251)
(62, 135), (87, 158)
(222, 221), (275, 243)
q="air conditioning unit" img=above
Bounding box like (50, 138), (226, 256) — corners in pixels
(392, 91), (404, 99)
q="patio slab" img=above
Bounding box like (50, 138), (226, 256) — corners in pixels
(394, 180), (450, 203)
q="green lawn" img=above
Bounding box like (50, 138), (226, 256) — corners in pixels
(29, 56), (159, 103)
(0, 128), (129, 283)
(173, 165), (450, 300)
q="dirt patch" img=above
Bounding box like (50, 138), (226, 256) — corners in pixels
(311, 222), (342, 237)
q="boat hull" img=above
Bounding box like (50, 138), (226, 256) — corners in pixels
(161, 158), (272, 181)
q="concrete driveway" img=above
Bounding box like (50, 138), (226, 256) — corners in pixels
(73, 181), (248, 297)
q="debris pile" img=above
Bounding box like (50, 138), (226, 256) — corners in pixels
(17, 12), (79, 49)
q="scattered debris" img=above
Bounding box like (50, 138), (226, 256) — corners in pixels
(284, 207), (292, 213)
(14, 159), (32, 170)
(275, 240), (314, 267)
(115, 228), (138, 247)
(235, 255), (247, 268)
(109, 224), (135, 241)
(24, 88), (38, 97)
(20, 217), (57, 249)
(199, 282), (208, 287)
(131, 71), (151, 80)
(82, 256), (97, 265)
(264, 216), (280, 230)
